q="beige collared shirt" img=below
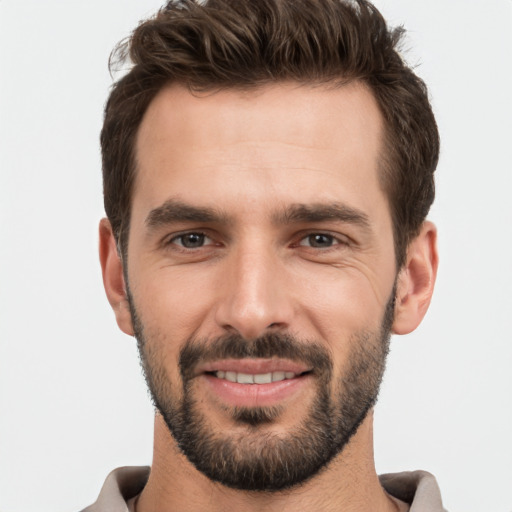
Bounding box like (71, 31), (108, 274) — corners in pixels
(81, 466), (447, 511)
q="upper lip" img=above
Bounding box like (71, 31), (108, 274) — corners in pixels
(196, 358), (312, 376)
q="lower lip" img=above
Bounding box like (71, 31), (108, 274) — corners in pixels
(202, 373), (311, 408)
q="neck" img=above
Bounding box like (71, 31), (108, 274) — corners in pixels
(135, 411), (403, 512)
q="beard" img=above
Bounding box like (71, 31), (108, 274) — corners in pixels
(128, 291), (395, 492)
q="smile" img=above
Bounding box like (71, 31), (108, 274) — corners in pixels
(199, 360), (313, 408)
(212, 370), (299, 384)
(198, 358), (312, 380)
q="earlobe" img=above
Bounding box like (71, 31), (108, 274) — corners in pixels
(392, 221), (438, 335)
(98, 218), (134, 336)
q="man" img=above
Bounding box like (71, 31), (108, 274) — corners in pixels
(87, 0), (443, 510)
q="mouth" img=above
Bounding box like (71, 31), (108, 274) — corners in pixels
(198, 358), (313, 408)
(209, 370), (303, 384)
(198, 358), (312, 380)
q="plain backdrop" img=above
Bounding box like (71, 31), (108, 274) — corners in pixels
(1, 1), (511, 511)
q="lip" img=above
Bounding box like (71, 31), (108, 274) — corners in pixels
(203, 373), (311, 407)
(198, 358), (313, 408)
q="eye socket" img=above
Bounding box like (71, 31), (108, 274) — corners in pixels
(298, 233), (344, 248)
(166, 231), (346, 250)
(170, 232), (212, 249)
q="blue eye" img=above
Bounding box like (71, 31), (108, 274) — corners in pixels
(299, 234), (338, 248)
(172, 232), (210, 248)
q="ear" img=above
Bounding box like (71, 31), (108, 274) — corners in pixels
(392, 221), (438, 335)
(99, 218), (134, 336)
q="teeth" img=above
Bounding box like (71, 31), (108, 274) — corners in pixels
(237, 373), (254, 384)
(214, 370), (298, 383)
(254, 373), (272, 384)
(225, 371), (237, 383)
(272, 371), (285, 382)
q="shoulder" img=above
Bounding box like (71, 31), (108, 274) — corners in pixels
(80, 466), (150, 512)
(380, 470), (447, 511)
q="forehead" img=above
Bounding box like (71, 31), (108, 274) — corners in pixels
(133, 82), (387, 222)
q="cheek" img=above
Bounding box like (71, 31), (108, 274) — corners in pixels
(292, 263), (391, 345)
(130, 264), (219, 343)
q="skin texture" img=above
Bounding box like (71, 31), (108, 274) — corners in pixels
(99, 82), (438, 512)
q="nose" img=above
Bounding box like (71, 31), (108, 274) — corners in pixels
(213, 243), (294, 340)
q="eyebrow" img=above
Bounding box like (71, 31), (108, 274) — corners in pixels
(273, 203), (371, 231)
(145, 199), (371, 233)
(145, 199), (228, 230)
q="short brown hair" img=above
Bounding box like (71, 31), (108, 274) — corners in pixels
(101, 0), (439, 267)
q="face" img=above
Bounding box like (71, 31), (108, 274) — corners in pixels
(124, 82), (398, 490)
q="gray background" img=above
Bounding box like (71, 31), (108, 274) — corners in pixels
(1, 1), (511, 510)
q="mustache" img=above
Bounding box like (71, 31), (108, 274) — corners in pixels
(179, 332), (333, 381)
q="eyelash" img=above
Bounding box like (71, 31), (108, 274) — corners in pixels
(296, 232), (349, 249)
(164, 230), (350, 251)
(166, 231), (214, 249)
